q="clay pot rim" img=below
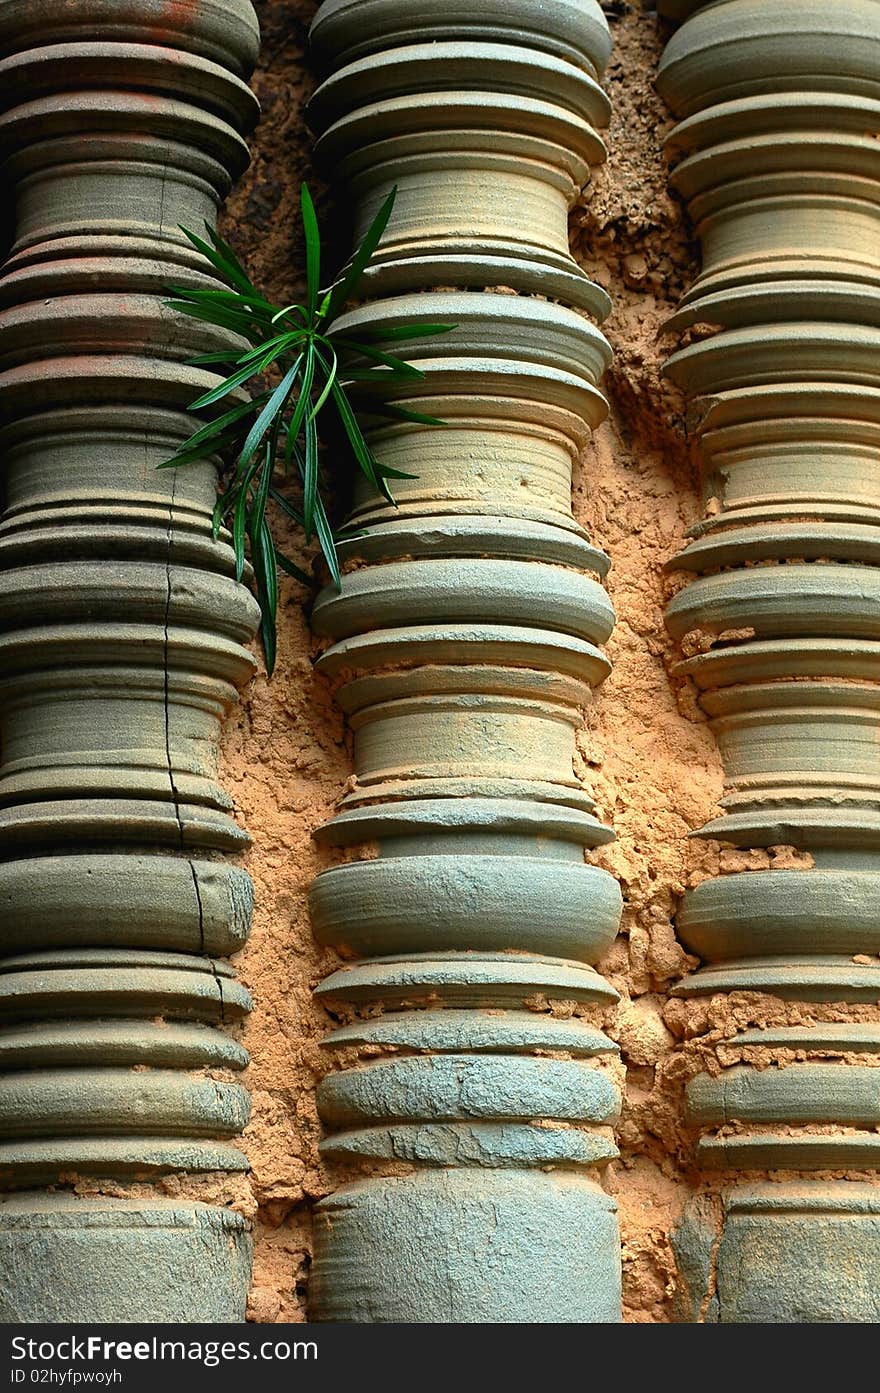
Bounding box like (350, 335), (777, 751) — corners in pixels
(314, 794), (612, 841)
(665, 564), (880, 646)
(0, 357), (250, 418)
(688, 506), (880, 545)
(4, 234), (215, 278)
(674, 957), (880, 1001)
(318, 1050), (618, 1129)
(317, 623), (610, 685)
(724, 1181), (880, 1213)
(0, 1021), (249, 1072)
(311, 554), (615, 651)
(678, 259), (880, 310)
(335, 290), (612, 374)
(0, 946), (238, 974)
(660, 0), (880, 63)
(0, 293), (245, 373)
(695, 804), (880, 852)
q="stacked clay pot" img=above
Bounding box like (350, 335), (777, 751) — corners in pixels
(0, 0), (260, 1321)
(658, 0), (880, 1322)
(306, 0), (624, 1322)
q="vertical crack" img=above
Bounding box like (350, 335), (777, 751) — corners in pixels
(162, 465), (185, 852)
(163, 470), (230, 1028)
(188, 856), (226, 1026)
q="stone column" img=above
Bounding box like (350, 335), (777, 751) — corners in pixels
(0, 0), (261, 1321)
(658, 0), (880, 1322)
(306, 0), (624, 1322)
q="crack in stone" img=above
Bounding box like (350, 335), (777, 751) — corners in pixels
(161, 466), (185, 852)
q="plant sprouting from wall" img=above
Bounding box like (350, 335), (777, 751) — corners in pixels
(160, 186), (452, 673)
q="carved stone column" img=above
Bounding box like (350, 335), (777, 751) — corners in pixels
(0, 0), (260, 1321)
(658, 0), (880, 1322)
(306, 0), (624, 1322)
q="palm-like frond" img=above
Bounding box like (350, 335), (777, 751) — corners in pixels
(160, 185), (455, 674)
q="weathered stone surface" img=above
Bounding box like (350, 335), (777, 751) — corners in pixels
(307, 0), (623, 1323)
(310, 1170), (621, 1324)
(669, 1194), (721, 1324)
(715, 1185), (880, 1323)
(308, 1), (611, 299)
(0, 1195), (252, 1323)
(660, 0), (880, 1321)
(0, 0), (260, 1320)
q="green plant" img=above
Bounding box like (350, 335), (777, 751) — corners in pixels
(160, 185), (453, 674)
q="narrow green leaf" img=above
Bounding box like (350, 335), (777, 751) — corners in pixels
(332, 337), (424, 378)
(269, 486), (305, 526)
(174, 398), (258, 452)
(313, 489), (341, 589)
(235, 330), (305, 366)
(168, 286), (277, 318)
(251, 515), (279, 676)
(283, 342), (316, 465)
(303, 413), (319, 539)
(329, 379), (386, 497)
(167, 299), (262, 340)
(237, 356), (303, 471)
(370, 459), (418, 483)
(270, 303), (309, 326)
(275, 550), (312, 585)
(157, 427), (243, 470)
(232, 457), (259, 581)
(190, 361), (257, 412)
(248, 449), (273, 586)
(257, 341), (291, 374)
(178, 227), (243, 286)
(343, 322), (456, 343)
(258, 517), (278, 623)
(324, 186), (397, 324)
(205, 224), (258, 295)
(309, 343), (338, 420)
(301, 184), (321, 320)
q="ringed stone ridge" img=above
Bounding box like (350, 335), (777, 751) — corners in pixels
(658, 0), (880, 1324)
(0, 0), (261, 1322)
(305, 0), (625, 1324)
